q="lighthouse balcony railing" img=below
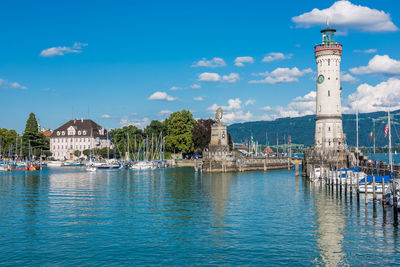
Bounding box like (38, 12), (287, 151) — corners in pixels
(314, 43), (342, 52)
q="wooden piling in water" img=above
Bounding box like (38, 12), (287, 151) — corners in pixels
(357, 172), (360, 202)
(372, 176), (376, 202)
(345, 171), (348, 194)
(382, 177), (386, 206)
(365, 175), (368, 205)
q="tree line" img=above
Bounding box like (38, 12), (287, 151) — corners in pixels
(108, 110), (230, 158)
(1, 110), (229, 159)
(0, 113), (49, 158)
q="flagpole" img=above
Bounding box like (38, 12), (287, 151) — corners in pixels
(373, 119), (376, 158)
(388, 109), (393, 173)
(356, 106), (359, 167)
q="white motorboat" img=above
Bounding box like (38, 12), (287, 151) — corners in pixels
(130, 161), (155, 170)
(358, 175), (391, 194)
(47, 161), (65, 167)
(86, 165), (97, 172)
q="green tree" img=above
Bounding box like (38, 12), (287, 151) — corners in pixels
(144, 120), (166, 137)
(74, 150), (81, 158)
(109, 125), (144, 157)
(165, 110), (196, 154)
(192, 118), (215, 153)
(0, 128), (19, 157)
(22, 113), (49, 158)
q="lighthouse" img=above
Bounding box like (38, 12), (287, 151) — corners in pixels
(314, 26), (343, 151)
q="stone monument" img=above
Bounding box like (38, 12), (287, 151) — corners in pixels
(209, 107), (229, 152)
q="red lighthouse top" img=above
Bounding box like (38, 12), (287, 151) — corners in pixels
(314, 26), (342, 53)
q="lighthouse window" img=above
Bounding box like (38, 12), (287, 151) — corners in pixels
(328, 59), (330, 66)
(328, 90), (330, 96)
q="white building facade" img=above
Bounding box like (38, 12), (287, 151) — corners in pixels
(314, 27), (343, 151)
(50, 119), (110, 160)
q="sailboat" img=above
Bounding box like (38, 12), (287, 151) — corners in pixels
(359, 110), (393, 194)
(382, 110), (400, 209)
(85, 128), (97, 172)
(97, 131), (121, 170)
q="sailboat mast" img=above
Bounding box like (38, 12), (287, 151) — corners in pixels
(373, 119), (376, 156)
(388, 110), (393, 173)
(107, 130), (110, 160)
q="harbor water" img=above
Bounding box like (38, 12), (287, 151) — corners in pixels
(0, 167), (399, 265)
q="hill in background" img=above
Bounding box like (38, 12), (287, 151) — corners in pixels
(228, 110), (400, 148)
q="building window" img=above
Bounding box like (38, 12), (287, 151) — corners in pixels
(83, 130), (87, 135)
(57, 131), (60, 136)
(62, 131), (65, 136)
(70, 145), (73, 149)
(319, 105), (321, 112)
(328, 90), (330, 96)
(78, 131), (81, 135)
(328, 127), (331, 132)
(328, 59), (330, 66)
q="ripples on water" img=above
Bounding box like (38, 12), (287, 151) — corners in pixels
(0, 168), (399, 265)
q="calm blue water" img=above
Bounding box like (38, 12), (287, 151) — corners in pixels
(0, 167), (399, 266)
(372, 153), (400, 164)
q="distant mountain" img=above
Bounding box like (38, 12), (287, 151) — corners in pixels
(227, 110), (400, 147)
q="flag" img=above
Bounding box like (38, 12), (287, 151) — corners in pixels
(370, 123), (374, 141)
(384, 123), (389, 138)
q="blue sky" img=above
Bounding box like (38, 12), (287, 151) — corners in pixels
(1, 0), (400, 132)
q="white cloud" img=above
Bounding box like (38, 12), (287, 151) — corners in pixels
(120, 117), (150, 129)
(245, 99), (256, 106)
(273, 91), (316, 118)
(194, 96), (204, 101)
(191, 84), (201, 89)
(170, 86), (181, 91)
(0, 78), (27, 90)
(198, 72), (221, 82)
(346, 78), (400, 113)
(222, 73), (240, 83)
(354, 48), (377, 54)
(234, 56), (254, 67)
(192, 57), (226, 68)
(207, 98), (254, 124)
(101, 114), (111, 119)
(40, 42), (88, 57)
(148, 91), (176, 101)
(350, 55), (400, 75)
(262, 52), (292, 62)
(208, 98), (242, 112)
(292, 1), (398, 33)
(158, 110), (172, 116)
(341, 71), (358, 83)
(223, 110), (253, 124)
(199, 72), (239, 83)
(260, 106), (272, 111)
(249, 67), (312, 84)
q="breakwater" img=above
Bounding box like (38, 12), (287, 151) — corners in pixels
(201, 150), (291, 172)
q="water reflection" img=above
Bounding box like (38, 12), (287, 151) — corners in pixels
(310, 182), (346, 266)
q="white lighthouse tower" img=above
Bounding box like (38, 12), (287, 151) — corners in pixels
(314, 26), (343, 151)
